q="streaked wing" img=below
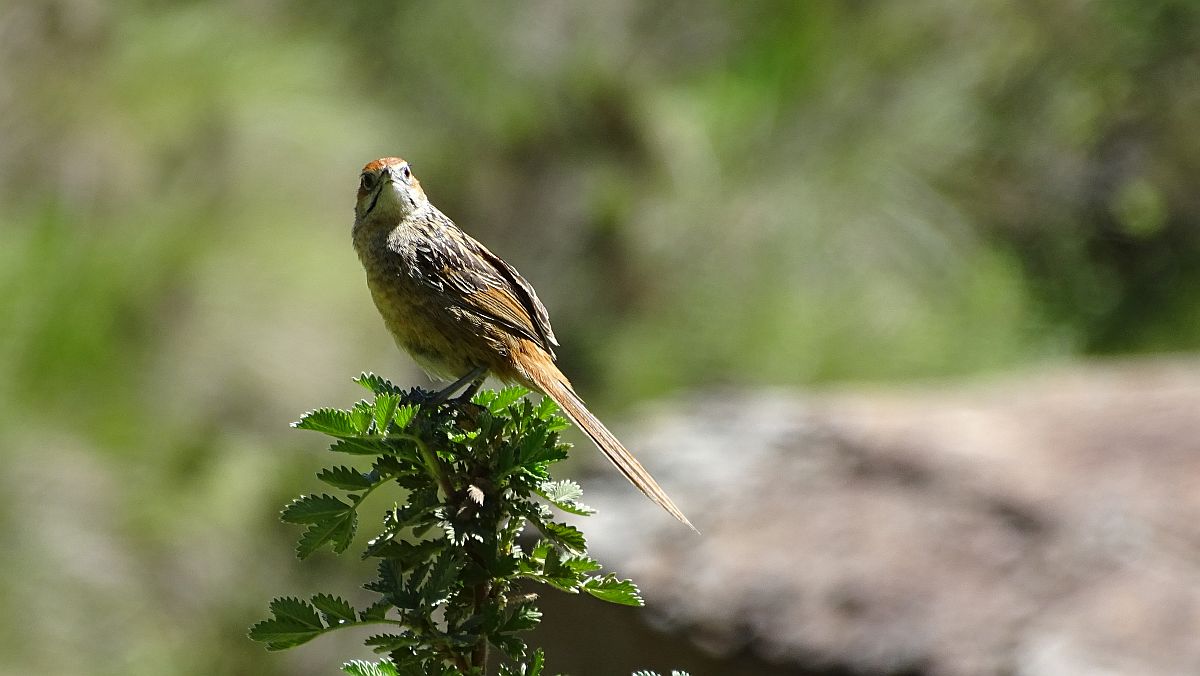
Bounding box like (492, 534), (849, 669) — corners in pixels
(407, 215), (558, 356)
(475, 245), (559, 349)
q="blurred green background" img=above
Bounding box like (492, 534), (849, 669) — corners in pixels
(2, 0), (1198, 674)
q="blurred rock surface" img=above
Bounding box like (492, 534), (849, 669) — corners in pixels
(580, 358), (1200, 676)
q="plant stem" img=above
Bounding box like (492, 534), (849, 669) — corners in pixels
(397, 431), (456, 498)
(470, 580), (491, 669)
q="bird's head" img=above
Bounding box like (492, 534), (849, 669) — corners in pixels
(355, 157), (428, 222)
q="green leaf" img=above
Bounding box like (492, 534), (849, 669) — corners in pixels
(311, 593), (357, 625)
(359, 599), (391, 622)
(281, 494), (352, 524)
(296, 509), (357, 559)
(526, 541), (552, 564)
(491, 633), (527, 663)
(351, 401), (375, 434)
(499, 603), (542, 633)
(381, 538), (446, 568)
(534, 395), (559, 419)
(540, 479), (582, 503)
(355, 372), (403, 396)
(363, 503), (439, 558)
(561, 555), (602, 574)
(364, 558), (403, 596)
(518, 428), (569, 469)
(488, 602), (542, 661)
(248, 597), (326, 650)
(373, 393), (400, 435)
(421, 552), (462, 604)
(534, 396), (570, 430)
(583, 575), (644, 607)
(374, 454), (418, 478)
(295, 408), (359, 436)
(365, 633), (419, 651)
(342, 658), (400, 676)
(537, 480), (596, 516)
(330, 438), (383, 455)
(318, 466), (374, 491)
(526, 649), (545, 676)
(517, 428), (549, 464)
(479, 385), (527, 414)
(538, 521), (586, 553)
(393, 403), (419, 429)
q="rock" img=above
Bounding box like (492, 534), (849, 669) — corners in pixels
(580, 359), (1200, 676)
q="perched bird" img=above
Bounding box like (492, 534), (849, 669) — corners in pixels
(352, 157), (693, 530)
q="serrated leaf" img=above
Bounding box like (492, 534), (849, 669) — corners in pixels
(549, 501), (595, 518)
(345, 662), (400, 676)
(562, 555), (602, 574)
(359, 598), (391, 622)
(527, 540), (552, 563)
(488, 603), (541, 662)
(539, 479), (583, 503)
(385, 538), (447, 568)
(519, 429), (569, 469)
(351, 401), (374, 434)
(483, 386), (527, 414)
(248, 618), (323, 650)
(330, 438), (383, 455)
(537, 480), (596, 516)
(373, 453), (416, 477)
(393, 403), (419, 429)
(342, 659), (400, 676)
(365, 633), (419, 650)
(534, 396), (559, 419)
(281, 494), (352, 524)
(355, 372), (403, 396)
(362, 503), (439, 558)
(373, 393), (400, 435)
(490, 630), (527, 662)
(311, 593), (357, 625)
(248, 597), (325, 650)
(318, 466), (374, 491)
(583, 575), (644, 606)
(499, 604), (542, 633)
(534, 396), (570, 430)
(295, 408), (359, 436)
(538, 521), (586, 553)
(526, 649), (545, 676)
(297, 509), (357, 559)
(421, 552), (461, 604)
(517, 428), (549, 463)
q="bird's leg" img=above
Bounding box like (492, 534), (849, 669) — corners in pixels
(453, 373), (489, 403)
(428, 366), (488, 404)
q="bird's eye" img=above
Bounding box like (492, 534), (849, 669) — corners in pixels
(400, 164), (412, 182)
(360, 172), (377, 191)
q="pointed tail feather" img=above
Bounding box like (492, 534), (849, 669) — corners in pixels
(523, 361), (696, 532)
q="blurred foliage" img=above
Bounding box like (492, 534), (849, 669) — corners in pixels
(0, 0), (1198, 674)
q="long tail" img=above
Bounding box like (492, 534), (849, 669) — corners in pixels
(521, 355), (696, 532)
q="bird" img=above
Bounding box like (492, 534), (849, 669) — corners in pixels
(351, 156), (694, 531)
